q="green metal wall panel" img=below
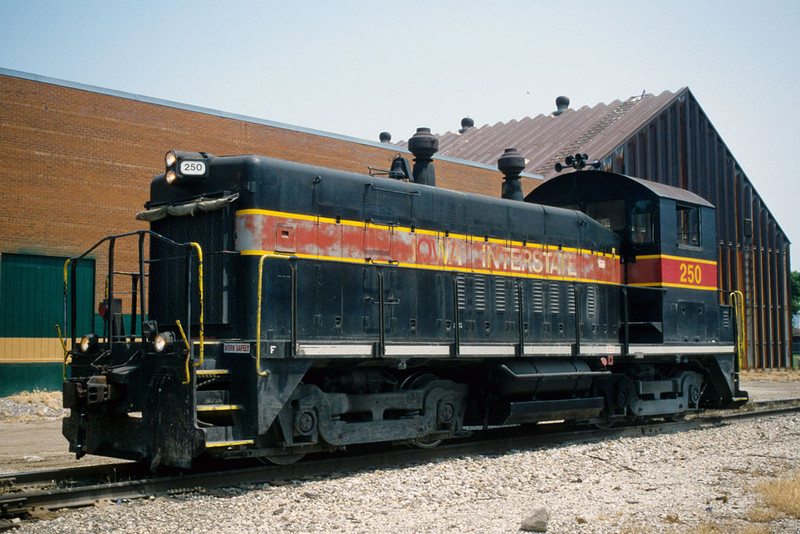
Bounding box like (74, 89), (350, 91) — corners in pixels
(0, 363), (63, 396)
(0, 253), (95, 338)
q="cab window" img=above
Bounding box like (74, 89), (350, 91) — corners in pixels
(676, 204), (701, 247)
(585, 200), (626, 232)
(630, 200), (655, 244)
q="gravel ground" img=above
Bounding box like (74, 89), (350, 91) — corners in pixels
(0, 391), (67, 423)
(5, 413), (799, 533)
(4, 374), (800, 533)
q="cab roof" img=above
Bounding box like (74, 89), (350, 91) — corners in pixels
(525, 170), (714, 208)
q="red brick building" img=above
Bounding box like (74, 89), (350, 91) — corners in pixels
(0, 69), (527, 395)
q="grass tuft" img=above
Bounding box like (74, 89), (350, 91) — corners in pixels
(740, 369), (800, 382)
(754, 470), (800, 518)
(8, 390), (62, 410)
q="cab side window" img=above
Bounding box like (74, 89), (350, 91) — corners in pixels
(630, 200), (655, 244)
(676, 204), (700, 247)
(585, 200), (626, 232)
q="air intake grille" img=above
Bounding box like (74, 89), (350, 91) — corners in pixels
(549, 284), (560, 315)
(456, 275), (466, 310)
(532, 281), (544, 314)
(567, 286), (576, 315)
(586, 285), (596, 317)
(512, 282), (519, 313)
(495, 278), (506, 313)
(474, 276), (486, 312)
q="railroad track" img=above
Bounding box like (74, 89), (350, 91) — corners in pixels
(2, 399), (799, 522)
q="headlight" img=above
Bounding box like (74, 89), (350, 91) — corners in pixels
(154, 332), (176, 353)
(165, 150), (178, 167)
(80, 334), (98, 353)
(165, 169), (177, 185)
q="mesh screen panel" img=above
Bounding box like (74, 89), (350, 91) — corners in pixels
(149, 209), (227, 326)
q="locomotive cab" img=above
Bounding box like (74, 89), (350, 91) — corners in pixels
(527, 170), (731, 346)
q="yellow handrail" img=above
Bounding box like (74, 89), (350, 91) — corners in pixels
(728, 290), (745, 368)
(255, 254), (270, 376)
(59, 232), (206, 380)
(60, 258), (73, 382)
(176, 320), (192, 385)
(189, 242), (205, 369)
(56, 324), (70, 380)
(63, 258), (71, 292)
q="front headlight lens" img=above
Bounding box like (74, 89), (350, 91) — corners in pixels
(80, 334), (98, 353)
(154, 334), (168, 352)
(165, 169), (177, 185)
(154, 332), (175, 353)
(165, 150), (178, 167)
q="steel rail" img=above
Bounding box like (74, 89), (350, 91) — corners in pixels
(0, 462), (143, 489)
(3, 400), (799, 520)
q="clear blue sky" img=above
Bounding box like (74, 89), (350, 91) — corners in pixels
(2, 0), (799, 266)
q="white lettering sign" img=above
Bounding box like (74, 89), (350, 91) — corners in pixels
(224, 343), (250, 354)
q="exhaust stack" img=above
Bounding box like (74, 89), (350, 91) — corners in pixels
(407, 127), (438, 186)
(498, 148), (525, 201)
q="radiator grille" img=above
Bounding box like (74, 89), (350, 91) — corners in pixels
(149, 209), (228, 326)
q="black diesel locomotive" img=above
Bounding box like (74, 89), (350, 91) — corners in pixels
(61, 129), (747, 468)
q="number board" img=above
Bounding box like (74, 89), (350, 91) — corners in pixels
(627, 254), (717, 291)
(179, 160), (207, 176)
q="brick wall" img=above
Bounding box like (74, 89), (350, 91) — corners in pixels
(1, 72), (532, 360)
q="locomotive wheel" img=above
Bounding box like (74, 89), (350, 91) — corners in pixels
(592, 419), (615, 430)
(401, 373), (443, 448)
(258, 453), (306, 465)
(410, 435), (443, 449)
(400, 373), (439, 390)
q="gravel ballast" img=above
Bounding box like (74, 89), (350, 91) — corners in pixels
(9, 412), (800, 533)
(0, 392), (67, 423)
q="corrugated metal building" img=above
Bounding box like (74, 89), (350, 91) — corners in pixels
(434, 88), (792, 369)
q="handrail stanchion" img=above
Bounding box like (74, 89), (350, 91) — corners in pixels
(729, 290), (746, 370)
(255, 254), (270, 376)
(189, 242), (204, 369)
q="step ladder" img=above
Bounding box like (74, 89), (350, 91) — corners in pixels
(195, 368), (254, 450)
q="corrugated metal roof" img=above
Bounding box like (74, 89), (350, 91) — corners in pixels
(422, 88), (788, 241)
(428, 90), (682, 179)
